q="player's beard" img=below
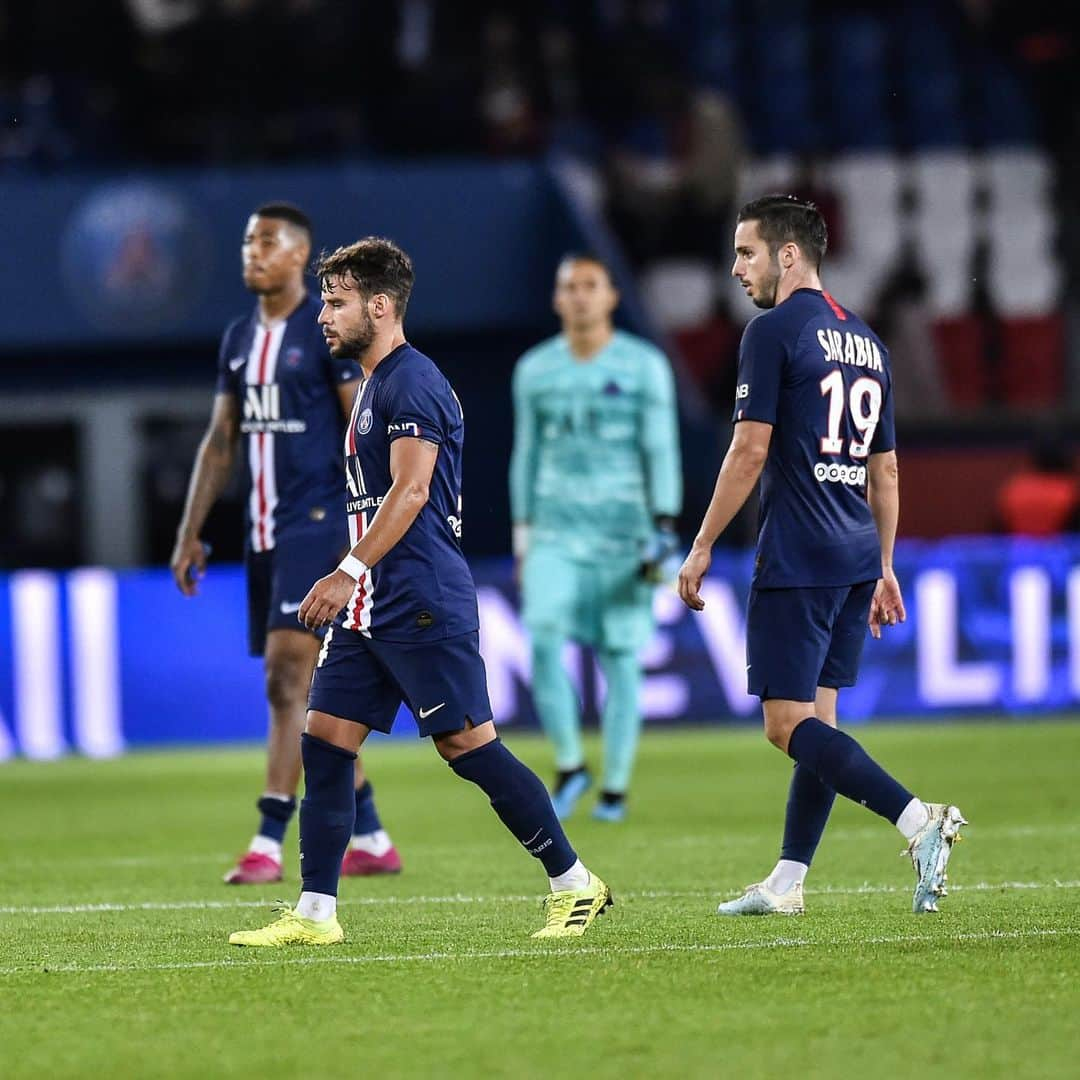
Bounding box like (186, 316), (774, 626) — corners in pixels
(329, 306), (376, 358)
(751, 260), (781, 309)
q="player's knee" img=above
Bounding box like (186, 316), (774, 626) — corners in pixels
(531, 631), (565, 670)
(265, 657), (309, 712)
(763, 713), (794, 752)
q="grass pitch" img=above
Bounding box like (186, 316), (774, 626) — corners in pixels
(1, 720), (1078, 1079)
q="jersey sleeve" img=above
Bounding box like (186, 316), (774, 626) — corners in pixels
(382, 366), (450, 445)
(640, 347), (682, 517)
(870, 368), (897, 454)
(732, 315), (786, 425)
(214, 322), (243, 396)
(508, 358), (538, 523)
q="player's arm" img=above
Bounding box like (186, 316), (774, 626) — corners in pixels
(170, 392), (240, 596)
(639, 348), (683, 580)
(298, 436), (438, 630)
(507, 360), (537, 565)
(866, 450), (905, 638)
(677, 420), (772, 610)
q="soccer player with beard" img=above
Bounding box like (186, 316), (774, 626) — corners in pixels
(677, 196), (966, 916)
(229, 237), (612, 946)
(172, 204), (400, 885)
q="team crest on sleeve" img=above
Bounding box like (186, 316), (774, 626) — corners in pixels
(358, 408), (373, 435)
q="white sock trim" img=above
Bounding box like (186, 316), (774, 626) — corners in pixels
(548, 858), (590, 893)
(295, 891), (337, 921)
(349, 829), (392, 857)
(896, 798), (931, 841)
(765, 859), (808, 895)
(248, 835), (283, 860)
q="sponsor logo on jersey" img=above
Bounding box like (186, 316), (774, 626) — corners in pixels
(285, 347), (303, 367)
(816, 329), (884, 372)
(736, 383), (749, 400)
(602, 380), (623, 396)
(813, 462), (867, 486)
(388, 420), (421, 437)
(346, 494), (383, 514)
(229, 355), (246, 371)
(447, 513), (462, 538)
(240, 384), (307, 433)
(358, 408), (373, 435)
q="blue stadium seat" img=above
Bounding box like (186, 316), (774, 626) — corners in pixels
(826, 15), (894, 150)
(748, 20), (821, 154)
(974, 53), (1038, 147)
(894, 8), (967, 148)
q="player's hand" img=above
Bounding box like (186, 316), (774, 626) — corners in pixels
(677, 544), (711, 611)
(640, 521), (682, 584)
(869, 568), (906, 640)
(298, 570), (356, 631)
(170, 536), (209, 597)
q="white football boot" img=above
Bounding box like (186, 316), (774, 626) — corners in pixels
(906, 803), (968, 913)
(716, 880), (805, 916)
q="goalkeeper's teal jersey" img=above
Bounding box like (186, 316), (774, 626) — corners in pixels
(510, 330), (682, 560)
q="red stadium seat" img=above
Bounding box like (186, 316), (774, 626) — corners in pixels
(932, 316), (989, 407)
(1000, 314), (1064, 407)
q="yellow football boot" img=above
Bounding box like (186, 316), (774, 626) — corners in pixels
(229, 903), (344, 947)
(531, 875), (613, 939)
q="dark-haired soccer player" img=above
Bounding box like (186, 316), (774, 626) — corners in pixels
(510, 254), (682, 823)
(677, 195), (966, 916)
(172, 204), (400, 885)
(229, 237), (611, 946)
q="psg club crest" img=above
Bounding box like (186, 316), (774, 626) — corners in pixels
(358, 408), (373, 435)
(61, 181), (210, 334)
(285, 347), (303, 368)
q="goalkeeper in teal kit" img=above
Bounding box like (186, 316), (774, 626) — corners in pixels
(510, 254), (682, 822)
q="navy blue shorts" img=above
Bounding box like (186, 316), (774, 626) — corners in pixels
(307, 626), (494, 737)
(245, 533), (347, 657)
(746, 581), (876, 702)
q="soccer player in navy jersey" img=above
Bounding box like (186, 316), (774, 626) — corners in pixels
(229, 237), (612, 946)
(171, 204), (400, 885)
(677, 196), (966, 916)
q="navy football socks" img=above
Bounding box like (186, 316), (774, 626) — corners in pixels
(353, 780), (382, 836)
(256, 794), (296, 844)
(780, 763), (836, 866)
(787, 716), (913, 825)
(299, 733), (356, 897)
(450, 738), (577, 877)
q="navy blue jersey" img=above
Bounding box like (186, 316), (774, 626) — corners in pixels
(216, 294), (362, 552)
(338, 343), (479, 642)
(733, 288), (896, 588)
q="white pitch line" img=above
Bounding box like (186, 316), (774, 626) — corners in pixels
(0, 926), (1075, 978)
(1, 880), (1078, 917)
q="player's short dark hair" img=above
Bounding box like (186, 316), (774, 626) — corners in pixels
(737, 194), (828, 268)
(557, 252), (615, 282)
(252, 202), (313, 240)
(315, 237), (415, 317)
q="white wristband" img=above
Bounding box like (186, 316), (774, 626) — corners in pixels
(337, 554), (369, 582)
(512, 522), (530, 560)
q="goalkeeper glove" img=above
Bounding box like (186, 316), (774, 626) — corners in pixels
(640, 516), (681, 584)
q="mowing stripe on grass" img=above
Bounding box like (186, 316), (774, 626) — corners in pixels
(2, 879), (1078, 916)
(0, 926), (1076, 978)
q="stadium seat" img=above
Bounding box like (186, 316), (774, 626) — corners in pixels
(826, 15), (894, 151)
(639, 259), (716, 331)
(932, 316), (989, 408)
(999, 314), (1064, 407)
(909, 152), (977, 318)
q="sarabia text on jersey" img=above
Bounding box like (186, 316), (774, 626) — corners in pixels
(216, 294), (362, 552)
(509, 330), (682, 561)
(733, 288), (896, 588)
(338, 343), (479, 642)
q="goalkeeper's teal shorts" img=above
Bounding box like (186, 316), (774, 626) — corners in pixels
(521, 543), (655, 651)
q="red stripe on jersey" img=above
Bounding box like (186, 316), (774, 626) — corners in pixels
(822, 291), (847, 321)
(254, 328), (272, 550)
